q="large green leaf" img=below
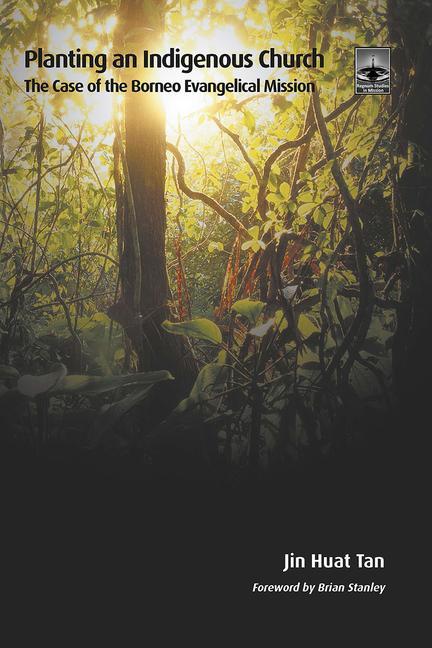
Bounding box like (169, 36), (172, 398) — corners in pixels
(17, 367), (172, 398)
(52, 370), (173, 395)
(297, 313), (320, 340)
(231, 299), (265, 325)
(297, 202), (317, 218)
(93, 385), (154, 443)
(17, 364), (67, 397)
(0, 365), (20, 380)
(174, 362), (228, 415)
(162, 318), (222, 345)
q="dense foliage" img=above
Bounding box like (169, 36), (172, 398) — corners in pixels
(1, 0), (429, 474)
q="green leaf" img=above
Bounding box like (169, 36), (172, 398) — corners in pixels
(114, 348), (125, 362)
(243, 109), (256, 133)
(297, 202), (316, 218)
(322, 212), (333, 228)
(174, 362), (228, 415)
(208, 241), (224, 253)
(39, 200), (55, 211)
(241, 240), (254, 251)
(267, 192), (282, 205)
(162, 318), (222, 345)
(236, 170), (250, 182)
(93, 385), (154, 442)
(280, 182), (290, 199)
(53, 371), (173, 395)
(231, 299), (265, 325)
(313, 205), (326, 225)
(17, 364), (68, 397)
(0, 364), (20, 380)
(297, 192), (314, 203)
(297, 313), (320, 340)
(274, 309), (288, 331)
(241, 239), (264, 252)
(294, 289), (320, 313)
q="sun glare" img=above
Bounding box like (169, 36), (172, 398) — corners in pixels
(160, 25), (258, 124)
(39, 21), (254, 129)
(12, 9), (276, 135)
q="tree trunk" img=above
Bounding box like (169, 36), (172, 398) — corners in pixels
(111, 0), (196, 399)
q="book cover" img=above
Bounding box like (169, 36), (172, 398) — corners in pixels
(0, 0), (429, 636)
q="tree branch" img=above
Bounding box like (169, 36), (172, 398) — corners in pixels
(167, 142), (249, 239)
(210, 116), (262, 185)
(257, 94), (362, 220)
(311, 89), (374, 381)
